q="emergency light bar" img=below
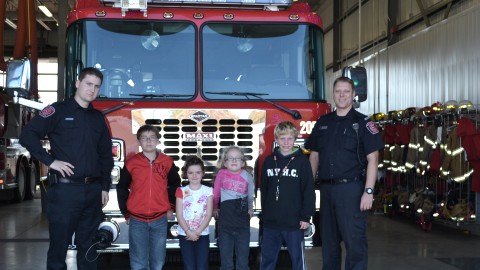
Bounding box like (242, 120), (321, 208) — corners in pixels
(119, 0), (148, 16)
(102, 0), (292, 8)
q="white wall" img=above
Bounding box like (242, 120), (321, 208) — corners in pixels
(321, 0), (480, 116)
(357, 4), (480, 116)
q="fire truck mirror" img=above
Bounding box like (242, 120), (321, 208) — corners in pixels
(5, 58), (32, 98)
(342, 66), (367, 103)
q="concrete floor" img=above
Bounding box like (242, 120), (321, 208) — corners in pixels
(1, 196), (480, 270)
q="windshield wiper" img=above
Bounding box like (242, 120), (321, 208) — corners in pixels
(102, 93), (191, 115)
(206, 91), (302, 120)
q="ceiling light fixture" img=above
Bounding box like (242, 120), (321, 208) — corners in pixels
(5, 18), (17, 29)
(37, 19), (52, 31)
(39, 5), (53, 18)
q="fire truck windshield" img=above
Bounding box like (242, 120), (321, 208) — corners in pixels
(202, 23), (323, 101)
(66, 20), (196, 99)
(65, 20), (324, 101)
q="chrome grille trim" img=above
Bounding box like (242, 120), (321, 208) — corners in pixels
(132, 109), (266, 182)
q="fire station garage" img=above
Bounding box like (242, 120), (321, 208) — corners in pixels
(1, 0), (480, 269)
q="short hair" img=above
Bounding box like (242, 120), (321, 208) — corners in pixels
(181, 156), (205, 179)
(274, 121), (298, 139)
(216, 145), (246, 170)
(78, 67), (103, 84)
(333, 76), (355, 90)
(136, 125), (160, 140)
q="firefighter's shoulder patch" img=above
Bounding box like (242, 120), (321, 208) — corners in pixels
(366, 121), (379, 135)
(40, 105), (55, 118)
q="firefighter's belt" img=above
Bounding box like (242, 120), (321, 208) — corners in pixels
(58, 177), (99, 184)
(320, 176), (362, 185)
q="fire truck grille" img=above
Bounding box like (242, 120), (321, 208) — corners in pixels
(138, 109), (265, 182)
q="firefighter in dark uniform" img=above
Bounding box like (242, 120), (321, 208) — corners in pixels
(306, 76), (383, 270)
(19, 67), (114, 270)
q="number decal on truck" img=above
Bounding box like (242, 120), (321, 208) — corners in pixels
(299, 121), (316, 135)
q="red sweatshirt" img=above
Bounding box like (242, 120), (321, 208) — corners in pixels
(116, 152), (181, 222)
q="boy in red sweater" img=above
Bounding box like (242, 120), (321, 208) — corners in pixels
(117, 125), (181, 270)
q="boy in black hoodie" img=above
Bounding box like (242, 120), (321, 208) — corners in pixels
(260, 121), (315, 270)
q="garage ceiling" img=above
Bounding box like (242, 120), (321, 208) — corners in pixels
(4, 0), (64, 32)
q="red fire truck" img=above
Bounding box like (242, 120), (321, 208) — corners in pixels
(0, 73), (41, 203)
(9, 0), (347, 255)
(0, 0), (46, 204)
(70, 0), (331, 253)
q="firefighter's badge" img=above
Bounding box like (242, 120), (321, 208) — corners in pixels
(366, 121), (379, 134)
(40, 105), (55, 118)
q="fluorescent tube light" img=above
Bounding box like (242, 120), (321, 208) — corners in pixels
(37, 19), (52, 31)
(5, 18), (17, 29)
(39, 5), (53, 17)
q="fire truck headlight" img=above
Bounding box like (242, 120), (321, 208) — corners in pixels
(169, 223), (179, 238)
(111, 166), (121, 184)
(304, 223), (315, 239)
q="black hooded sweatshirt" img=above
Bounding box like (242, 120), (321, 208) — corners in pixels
(260, 147), (315, 230)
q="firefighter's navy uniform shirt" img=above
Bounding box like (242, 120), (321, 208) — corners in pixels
(20, 97), (113, 270)
(305, 108), (384, 269)
(19, 98), (113, 190)
(307, 108), (384, 180)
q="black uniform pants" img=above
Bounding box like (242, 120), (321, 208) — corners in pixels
(46, 182), (103, 270)
(319, 180), (368, 270)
